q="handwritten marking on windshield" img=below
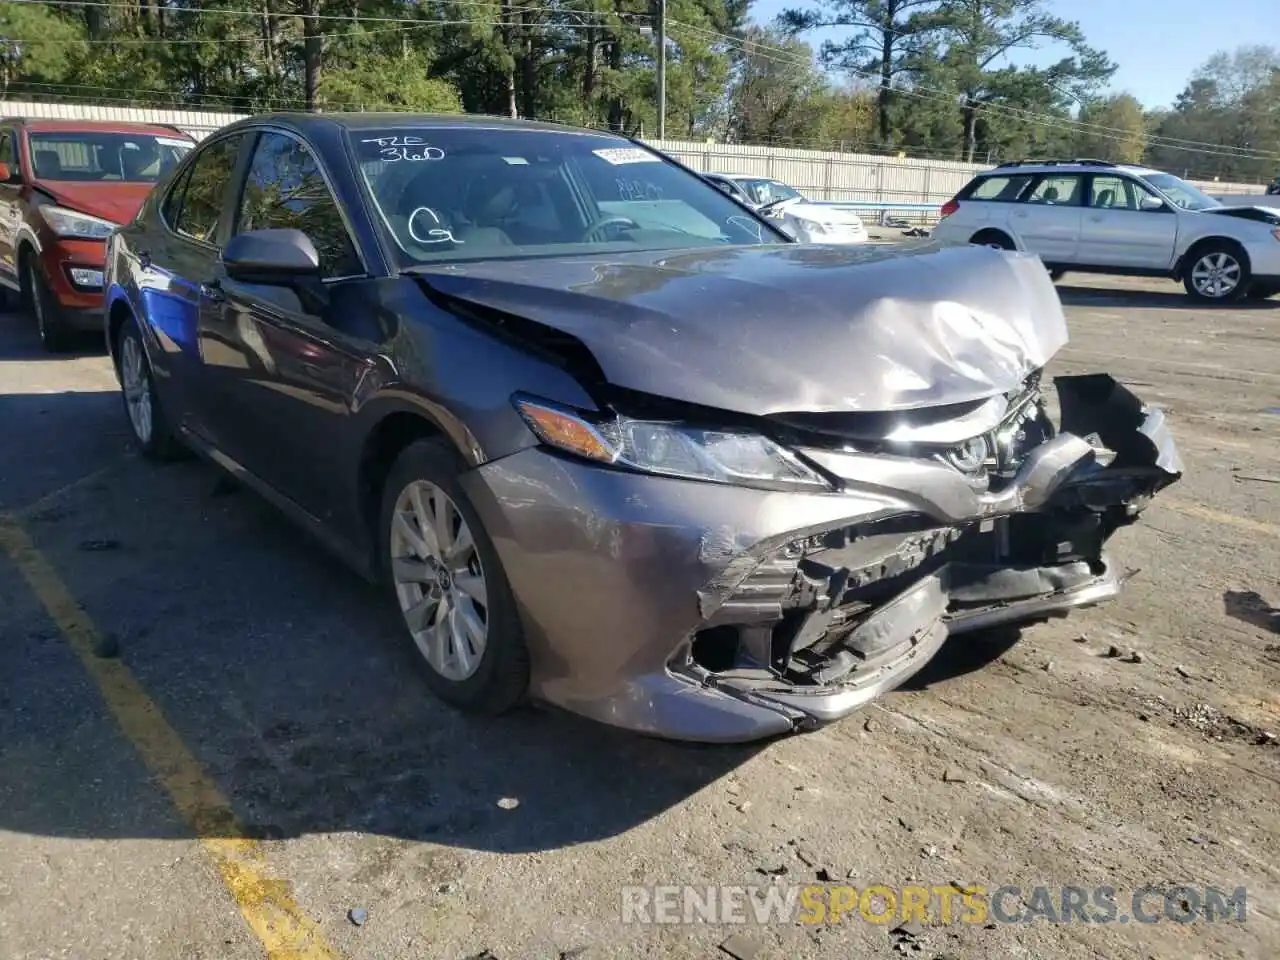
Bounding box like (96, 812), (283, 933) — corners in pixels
(362, 136), (445, 162)
(408, 207), (461, 245)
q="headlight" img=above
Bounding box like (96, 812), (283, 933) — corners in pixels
(514, 396), (833, 491)
(798, 219), (827, 235)
(37, 205), (120, 239)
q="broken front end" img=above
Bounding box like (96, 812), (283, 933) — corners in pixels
(678, 373), (1182, 733)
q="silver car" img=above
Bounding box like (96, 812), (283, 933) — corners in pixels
(703, 172), (869, 244)
(933, 159), (1280, 301)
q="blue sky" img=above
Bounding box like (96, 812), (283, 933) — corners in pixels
(748, 0), (1280, 109)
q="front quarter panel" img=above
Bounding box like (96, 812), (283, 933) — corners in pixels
(354, 277), (602, 468)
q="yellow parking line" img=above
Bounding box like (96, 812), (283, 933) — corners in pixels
(1162, 499), (1280, 539)
(0, 516), (341, 960)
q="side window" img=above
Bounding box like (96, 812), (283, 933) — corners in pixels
(172, 135), (243, 244)
(1026, 175), (1082, 206)
(0, 131), (17, 170)
(1089, 175), (1153, 211)
(966, 174), (1033, 201)
(162, 164), (194, 228)
(236, 132), (362, 279)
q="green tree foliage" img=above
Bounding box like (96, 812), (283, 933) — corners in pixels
(1, 2), (1277, 183)
(1073, 93), (1145, 163)
(1147, 46), (1280, 181)
(0, 1), (85, 95)
(778, 0), (943, 147)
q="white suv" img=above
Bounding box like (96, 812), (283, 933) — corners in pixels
(933, 159), (1280, 302)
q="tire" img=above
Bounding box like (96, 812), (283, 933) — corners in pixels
(116, 316), (182, 460)
(378, 438), (529, 715)
(1183, 242), (1250, 302)
(970, 230), (1015, 250)
(24, 255), (74, 353)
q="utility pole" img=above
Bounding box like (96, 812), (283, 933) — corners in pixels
(656, 0), (666, 140)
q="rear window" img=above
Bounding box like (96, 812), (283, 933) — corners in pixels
(965, 174), (1034, 201)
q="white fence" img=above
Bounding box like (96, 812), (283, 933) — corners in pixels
(2, 99), (1267, 218)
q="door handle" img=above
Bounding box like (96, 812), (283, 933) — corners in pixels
(201, 281), (225, 302)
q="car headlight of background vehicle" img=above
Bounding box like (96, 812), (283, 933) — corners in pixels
(796, 219), (827, 235)
(37, 205), (120, 240)
(514, 396), (833, 491)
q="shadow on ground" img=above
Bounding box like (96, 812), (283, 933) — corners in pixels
(1055, 283), (1279, 311)
(1223, 589), (1280, 635)
(0, 389), (762, 855)
(900, 625), (1024, 690)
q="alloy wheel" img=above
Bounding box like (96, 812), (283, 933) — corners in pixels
(1190, 252), (1241, 299)
(389, 479), (489, 681)
(120, 335), (154, 444)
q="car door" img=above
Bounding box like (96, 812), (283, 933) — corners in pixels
(200, 128), (376, 522)
(0, 128), (23, 291)
(1078, 174), (1178, 269)
(1010, 173), (1084, 262)
(143, 132), (250, 443)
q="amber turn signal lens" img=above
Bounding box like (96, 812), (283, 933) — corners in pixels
(515, 400), (617, 463)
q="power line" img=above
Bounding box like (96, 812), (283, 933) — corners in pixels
(674, 20), (1280, 162)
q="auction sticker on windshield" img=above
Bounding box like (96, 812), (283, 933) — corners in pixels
(593, 147), (660, 165)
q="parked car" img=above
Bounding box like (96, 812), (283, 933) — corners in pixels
(702, 172), (868, 243)
(933, 159), (1280, 302)
(104, 114), (1180, 742)
(0, 118), (195, 350)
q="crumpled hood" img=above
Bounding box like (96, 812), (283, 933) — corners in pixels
(415, 241), (1068, 415)
(35, 181), (153, 226)
(1202, 204), (1280, 225)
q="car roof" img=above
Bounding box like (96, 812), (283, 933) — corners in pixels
(979, 161), (1161, 178)
(222, 111), (630, 139)
(1, 117), (193, 138)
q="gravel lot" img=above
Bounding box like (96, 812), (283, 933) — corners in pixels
(1, 271), (1277, 960)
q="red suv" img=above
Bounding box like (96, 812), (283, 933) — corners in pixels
(0, 118), (194, 351)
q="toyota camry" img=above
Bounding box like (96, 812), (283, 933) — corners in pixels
(104, 113), (1182, 742)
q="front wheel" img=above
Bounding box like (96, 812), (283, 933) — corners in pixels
(117, 317), (182, 459)
(25, 257), (74, 353)
(1184, 244), (1249, 302)
(379, 439), (529, 715)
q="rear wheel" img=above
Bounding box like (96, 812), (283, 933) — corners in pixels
(1184, 243), (1249, 302)
(117, 317), (182, 459)
(24, 256), (73, 353)
(379, 439), (529, 714)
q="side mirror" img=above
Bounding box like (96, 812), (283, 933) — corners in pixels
(222, 228), (321, 285)
(1139, 196), (1166, 212)
(0, 162), (19, 184)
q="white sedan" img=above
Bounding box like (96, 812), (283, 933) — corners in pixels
(703, 173), (868, 244)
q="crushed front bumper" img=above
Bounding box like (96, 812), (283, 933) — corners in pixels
(463, 375), (1181, 743)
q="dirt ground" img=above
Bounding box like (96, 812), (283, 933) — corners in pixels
(0, 270), (1277, 960)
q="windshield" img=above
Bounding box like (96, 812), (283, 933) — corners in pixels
(1143, 172), (1221, 211)
(29, 132), (192, 183)
(352, 127), (784, 265)
(733, 178), (805, 206)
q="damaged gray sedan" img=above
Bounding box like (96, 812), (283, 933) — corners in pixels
(107, 114), (1181, 743)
